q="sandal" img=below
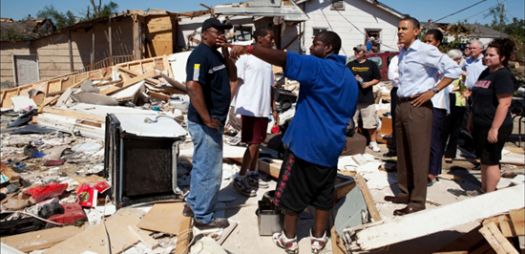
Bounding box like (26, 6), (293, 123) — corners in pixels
(310, 229), (328, 254)
(272, 231), (298, 254)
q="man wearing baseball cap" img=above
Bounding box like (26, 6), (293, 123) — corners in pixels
(347, 44), (382, 152)
(183, 17), (236, 229)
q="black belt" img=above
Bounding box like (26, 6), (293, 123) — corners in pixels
(398, 97), (413, 103)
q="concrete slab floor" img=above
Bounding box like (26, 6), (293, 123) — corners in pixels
(214, 142), (523, 254)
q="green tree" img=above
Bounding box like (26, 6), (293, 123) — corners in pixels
(503, 18), (525, 42)
(36, 5), (77, 30)
(84, 0), (118, 20)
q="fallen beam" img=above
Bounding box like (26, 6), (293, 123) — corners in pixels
(345, 184), (525, 252)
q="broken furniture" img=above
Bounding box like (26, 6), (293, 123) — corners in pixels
(104, 113), (187, 208)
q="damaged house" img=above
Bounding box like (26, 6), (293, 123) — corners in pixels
(1, 10), (185, 87)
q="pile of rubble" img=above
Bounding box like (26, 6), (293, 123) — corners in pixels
(1, 51), (524, 254)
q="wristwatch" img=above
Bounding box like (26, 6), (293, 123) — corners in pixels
(430, 87), (440, 93)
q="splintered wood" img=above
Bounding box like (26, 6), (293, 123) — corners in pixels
(479, 222), (519, 254)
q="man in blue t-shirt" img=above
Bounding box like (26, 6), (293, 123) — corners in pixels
(231, 31), (358, 254)
(183, 18), (237, 230)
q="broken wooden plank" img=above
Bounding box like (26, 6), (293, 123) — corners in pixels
(354, 174), (381, 222)
(0, 226), (82, 252)
(37, 95), (60, 112)
(479, 222), (519, 254)
(100, 72), (155, 95)
(174, 214), (192, 254)
(257, 158), (282, 179)
(216, 221), (238, 245)
(499, 215), (515, 238)
(331, 225), (347, 254)
(118, 67), (160, 85)
(128, 225), (158, 250)
(509, 208), (525, 236)
(347, 184), (525, 252)
(1, 69), (107, 110)
(42, 107), (105, 122)
(149, 91), (171, 101)
(39, 77), (88, 112)
(483, 210), (524, 238)
(137, 202), (185, 235)
(433, 252), (469, 254)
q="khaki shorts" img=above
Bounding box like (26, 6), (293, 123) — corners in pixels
(353, 104), (379, 129)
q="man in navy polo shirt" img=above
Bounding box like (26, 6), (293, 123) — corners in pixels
(184, 17), (237, 230)
(231, 31), (358, 254)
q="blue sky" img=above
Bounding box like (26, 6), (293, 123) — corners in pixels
(1, 0), (523, 24)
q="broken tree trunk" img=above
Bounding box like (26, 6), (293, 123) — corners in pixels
(345, 184), (525, 252)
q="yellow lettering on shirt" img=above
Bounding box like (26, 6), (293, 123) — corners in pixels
(352, 67), (370, 72)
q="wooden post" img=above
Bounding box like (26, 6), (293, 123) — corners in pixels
(171, 14), (178, 53)
(132, 14), (143, 60)
(90, 27), (95, 70)
(108, 16), (113, 66)
(68, 30), (74, 72)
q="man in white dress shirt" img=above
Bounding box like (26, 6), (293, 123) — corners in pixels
(384, 17), (461, 215)
(464, 39), (486, 90)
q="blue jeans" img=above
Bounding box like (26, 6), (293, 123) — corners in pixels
(186, 121), (223, 224)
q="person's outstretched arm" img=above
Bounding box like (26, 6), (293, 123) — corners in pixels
(230, 45), (286, 67)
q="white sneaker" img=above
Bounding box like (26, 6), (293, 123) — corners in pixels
(369, 142), (380, 152)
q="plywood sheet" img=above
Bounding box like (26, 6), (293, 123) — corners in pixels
(138, 202), (185, 235)
(45, 208), (143, 254)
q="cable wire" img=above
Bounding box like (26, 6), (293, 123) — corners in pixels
(434, 0), (488, 22)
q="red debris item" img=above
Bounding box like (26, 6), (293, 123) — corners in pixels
(93, 180), (111, 194)
(271, 124), (280, 134)
(24, 182), (68, 203)
(48, 203), (86, 225)
(76, 184), (98, 208)
(43, 159), (65, 167)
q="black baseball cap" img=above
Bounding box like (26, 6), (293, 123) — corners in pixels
(202, 18), (232, 31)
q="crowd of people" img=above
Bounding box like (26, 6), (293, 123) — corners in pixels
(181, 15), (517, 253)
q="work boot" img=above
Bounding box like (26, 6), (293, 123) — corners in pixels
(193, 218), (230, 230)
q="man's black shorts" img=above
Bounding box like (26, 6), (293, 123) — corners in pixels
(273, 150), (337, 213)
